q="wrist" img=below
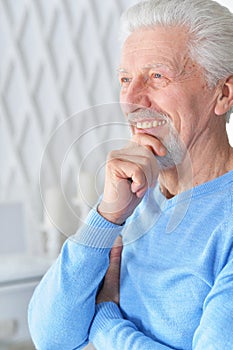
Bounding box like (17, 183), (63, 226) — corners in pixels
(97, 203), (125, 226)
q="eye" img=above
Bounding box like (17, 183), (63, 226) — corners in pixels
(119, 76), (131, 87)
(121, 77), (130, 83)
(150, 72), (169, 87)
(152, 73), (163, 79)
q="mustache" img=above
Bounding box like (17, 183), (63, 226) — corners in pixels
(127, 109), (170, 124)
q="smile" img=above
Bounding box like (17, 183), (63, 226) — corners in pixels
(136, 120), (167, 129)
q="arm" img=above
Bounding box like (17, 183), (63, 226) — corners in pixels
(90, 251), (233, 350)
(28, 133), (164, 349)
(89, 236), (175, 350)
(28, 210), (122, 350)
(192, 258), (233, 349)
(89, 303), (175, 350)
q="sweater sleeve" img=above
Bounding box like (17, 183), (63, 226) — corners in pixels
(28, 209), (122, 350)
(192, 258), (233, 349)
(89, 261), (233, 350)
(89, 303), (175, 350)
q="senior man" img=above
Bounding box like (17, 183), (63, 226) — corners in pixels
(28, 0), (233, 349)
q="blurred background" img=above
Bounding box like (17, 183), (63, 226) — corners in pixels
(0, 0), (232, 349)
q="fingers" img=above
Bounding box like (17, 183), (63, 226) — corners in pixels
(107, 157), (150, 197)
(131, 133), (167, 156)
(107, 139), (160, 195)
(98, 133), (166, 224)
(121, 133), (167, 193)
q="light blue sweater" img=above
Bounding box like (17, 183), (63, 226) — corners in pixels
(28, 170), (233, 349)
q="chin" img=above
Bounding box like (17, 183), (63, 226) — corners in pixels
(156, 147), (186, 170)
(156, 155), (179, 170)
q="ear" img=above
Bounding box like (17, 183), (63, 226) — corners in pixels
(215, 75), (233, 116)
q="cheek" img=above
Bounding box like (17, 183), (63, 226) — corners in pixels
(186, 91), (214, 119)
(149, 88), (184, 119)
(161, 86), (203, 120)
(152, 84), (183, 104)
(154, 89), (198, 136)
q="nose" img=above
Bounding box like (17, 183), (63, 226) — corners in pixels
(120, 77), (151, 114)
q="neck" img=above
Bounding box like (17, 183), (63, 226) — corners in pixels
(158, 124), (233, 199)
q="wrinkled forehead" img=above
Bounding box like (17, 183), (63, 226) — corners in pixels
(120, 27), (190, 71)
(122, 27), (189, 52)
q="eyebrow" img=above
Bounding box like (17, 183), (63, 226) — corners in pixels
(117, 67), (129, 74)
(116, 63), (173, 75)
(116, 57), (186, 80)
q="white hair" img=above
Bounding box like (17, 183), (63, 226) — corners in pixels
(120, 0), (233, 121)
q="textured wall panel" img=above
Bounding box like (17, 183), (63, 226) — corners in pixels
(0, 0), (232, 255)
(0, 0), (136, 253)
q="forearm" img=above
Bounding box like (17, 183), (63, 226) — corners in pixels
(28, 210), (122, 350)
(90, 256), (233, 350)
(89, 303), (175, 350)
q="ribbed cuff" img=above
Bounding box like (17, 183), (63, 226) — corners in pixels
(89, 302), (123, 343)
(71, 209), (123, 249)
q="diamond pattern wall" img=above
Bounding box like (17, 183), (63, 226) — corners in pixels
(0, 0), (137, 254)
(0, 0), (232, 255)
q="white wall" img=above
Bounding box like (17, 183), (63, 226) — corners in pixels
(0, 0), (232, 254)
(0, 0), (137, 254)
(218, 0), (233, 9)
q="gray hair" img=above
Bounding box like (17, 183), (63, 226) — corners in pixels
(120, 0), (233, 121)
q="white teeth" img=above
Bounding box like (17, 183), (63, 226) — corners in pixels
(136, 120), (166, 129)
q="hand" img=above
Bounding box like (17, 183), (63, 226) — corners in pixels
(98, 133), (166, 224)
(96, 236), (123, 305)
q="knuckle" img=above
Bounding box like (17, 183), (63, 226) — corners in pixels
(107, 150), (118, 161)
(133, 165), (145, 179)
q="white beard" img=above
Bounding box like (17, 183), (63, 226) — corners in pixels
(156, 122), (186, 170)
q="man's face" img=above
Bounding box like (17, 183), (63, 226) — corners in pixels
(118, 27), (218, 167)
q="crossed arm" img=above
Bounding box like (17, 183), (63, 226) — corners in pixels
(28, 220), (233, 350)
(90, 237), (233, 350)
(90, 236), (176, 350)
